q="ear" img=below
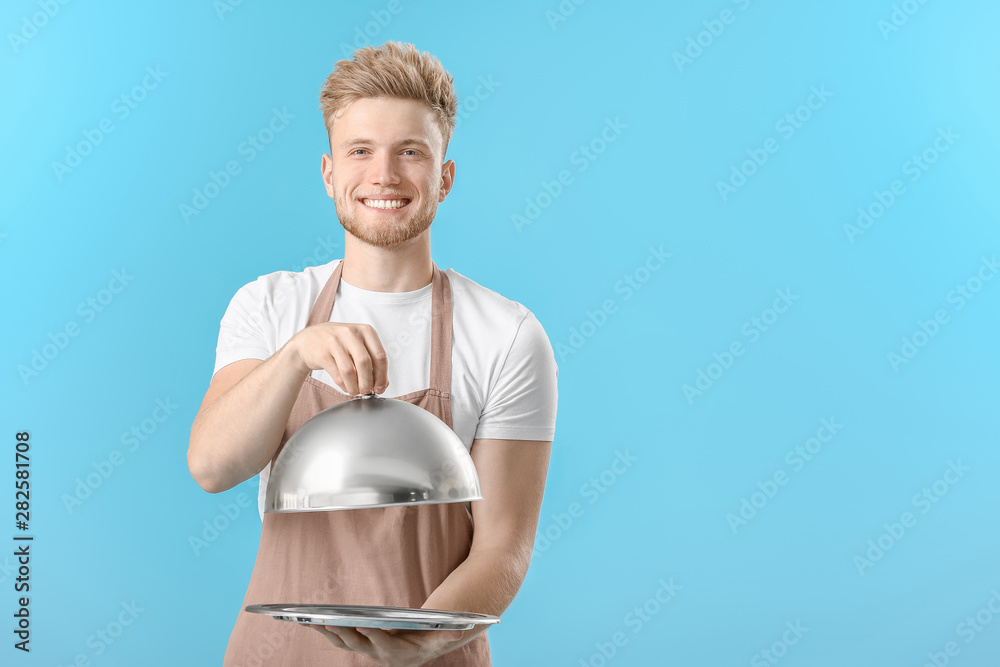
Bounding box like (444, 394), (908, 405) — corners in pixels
(320, 153), (335, 199)
(438, 159), (455, 202)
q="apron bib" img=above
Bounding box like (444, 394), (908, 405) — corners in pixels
(223, 260), (491, 666)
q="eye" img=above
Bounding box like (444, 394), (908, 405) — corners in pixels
(402, 149), (419, 156)
(351, 148), (369, 155)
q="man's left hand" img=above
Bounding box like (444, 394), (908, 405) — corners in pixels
(301, 623), (464, 666)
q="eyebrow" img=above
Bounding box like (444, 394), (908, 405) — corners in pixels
(340, 137), (432, 150)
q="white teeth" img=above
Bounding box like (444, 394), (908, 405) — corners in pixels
(362, 199), (409, 209)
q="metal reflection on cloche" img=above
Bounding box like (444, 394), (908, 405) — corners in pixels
(264, 392), (483, 513)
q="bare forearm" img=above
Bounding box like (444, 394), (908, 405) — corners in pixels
(189, 343), (308, 493)
(421, 548), (530, 650)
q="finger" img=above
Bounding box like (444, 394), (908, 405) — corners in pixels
(383, 628), (460, 650)
(321, 335), (359, 395)
(395, 628), (461, 641)
(356, 627), (394, 645)
(357, 325), (390, 393)
(329, 626), (373, 652)
(321, 626), (359, 651)
(427, 629), (464, 647)
(341, 325), (375, 394)
(356, 627), (411, 653)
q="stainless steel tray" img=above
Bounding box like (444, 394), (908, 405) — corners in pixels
(246, 604), (501, 631)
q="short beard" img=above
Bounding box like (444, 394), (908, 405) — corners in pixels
(335, 194), (437, 248)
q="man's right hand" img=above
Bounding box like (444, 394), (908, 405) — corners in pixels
(287, 322), (390, 396)
(187, 321), (389, 494)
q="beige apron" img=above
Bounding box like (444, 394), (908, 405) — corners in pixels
(223, 260), (491, 666)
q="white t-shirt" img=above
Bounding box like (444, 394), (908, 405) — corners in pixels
(213, 258), (559, 520)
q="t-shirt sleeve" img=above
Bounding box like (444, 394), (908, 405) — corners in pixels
(213, 279), (275, 375)
(474, 310), (558, 442)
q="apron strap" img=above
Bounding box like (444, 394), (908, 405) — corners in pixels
(429, 262), (452, 395)
(305, 260), (345, 328)
(303, 259), (452, 395)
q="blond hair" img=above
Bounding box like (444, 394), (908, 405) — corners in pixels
(319, 41), (457, 155)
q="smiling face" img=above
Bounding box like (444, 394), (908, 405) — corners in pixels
(321, 96), (455, 249)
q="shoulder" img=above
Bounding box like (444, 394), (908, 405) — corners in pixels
(229, 259), (341, 309)
(444, 267), (554, 361)
(444, 267), (531, 325)
(448, 268), (558, 433)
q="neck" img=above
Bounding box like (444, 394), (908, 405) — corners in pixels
(340, 229), (434, 292)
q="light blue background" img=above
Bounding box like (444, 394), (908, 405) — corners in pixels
(2, 0), (999, 665)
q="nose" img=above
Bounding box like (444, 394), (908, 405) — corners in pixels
(369, 152), (401, 186)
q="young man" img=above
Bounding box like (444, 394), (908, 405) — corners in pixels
(187, 41), (558, 666)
